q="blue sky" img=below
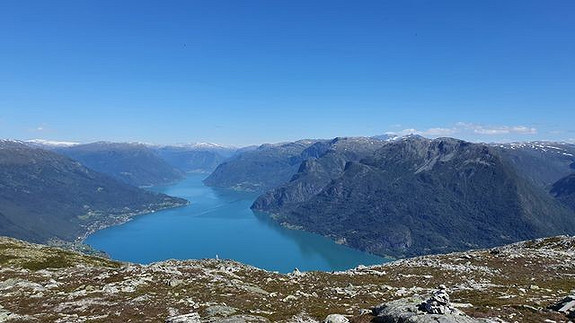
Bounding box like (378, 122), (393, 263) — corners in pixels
(1, 1), (574, 146)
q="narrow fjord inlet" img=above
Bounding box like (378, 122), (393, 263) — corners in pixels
(85, 174), (386, 273)
(2, 1), (575, 321)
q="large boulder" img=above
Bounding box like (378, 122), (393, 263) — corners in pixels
(371, 287), (485, 323)
(549, 295), (575, 319)
(205, 305), (238, 317)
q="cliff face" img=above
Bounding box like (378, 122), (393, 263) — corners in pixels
(0, 235), (573, 322)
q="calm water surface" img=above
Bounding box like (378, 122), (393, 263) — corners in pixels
(86, 174), (388, 273)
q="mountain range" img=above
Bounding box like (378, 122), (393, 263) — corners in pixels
(3, 135), (575, 259)
(31, 141), (238, 186)
(52, 142), (185, 187)
(0, 140), (187, 243)
(206, 136), (575, 257)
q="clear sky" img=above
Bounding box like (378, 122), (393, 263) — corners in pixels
(1, 1), (574, 146)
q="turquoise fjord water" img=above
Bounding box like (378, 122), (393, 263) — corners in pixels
(86, 174), (387, 273)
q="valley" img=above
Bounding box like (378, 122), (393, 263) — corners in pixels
(85, 174), (386, 273)
(1, 136), (574, 265)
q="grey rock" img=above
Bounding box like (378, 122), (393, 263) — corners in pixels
(372, 294), (484, 323)
(242, 284), (269, 295)
(0, 279), (19, 290)
(291, 268), (304, 276)
(210, 315), (270, 323)
(323, 314), (349, 323)
(165, 313), (201, 323)
(423, 287), (456, 315)
(358, 309), (372, 315)
(551, 295), (575, 312)
(168, 279), (184, 287)
(205, 305), (238, 317)
(559, 300), (575, 312)
(373, 296), (424, 322)
(0, 304), (14, 322)
(549, 295), (575, 315)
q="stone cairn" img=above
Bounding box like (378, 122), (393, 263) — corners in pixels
(419, 285), (460, 315)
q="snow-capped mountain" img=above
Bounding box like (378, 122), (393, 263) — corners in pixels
(25, 139), (80, 147)
(495, 141), (575, 157)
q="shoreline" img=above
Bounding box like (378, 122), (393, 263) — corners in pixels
(257, 210), (395, 262)
(77, 176), (386, 272)
(76, 200), (190, 243)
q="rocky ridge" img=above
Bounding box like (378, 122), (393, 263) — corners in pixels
(0, 235), (574, 322)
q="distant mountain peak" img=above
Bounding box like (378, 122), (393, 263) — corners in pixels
(0, 140), (30, 151)
(0, 139), (24, 145)
(370, 134), (399, 141)
(149, 142), (235, 150)
(495, 141), (575, 157)
(186, 142), (234, 149)
(25, 139), (80, 147)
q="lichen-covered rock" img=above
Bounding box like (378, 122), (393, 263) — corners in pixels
(372, 294), (483, 323)
(420, 285), (464, 316)
(165, 312), (201, 323)
(210, 315), (270, 322)
(205, 305), (238, 317)
(323, 313), (349, 323)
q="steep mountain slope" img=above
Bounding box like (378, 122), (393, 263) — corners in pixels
(253, 137), (388, 210)
(494, 142), (575, 188)
(203, 140), (324, 192)
(0, 235), (573, 322)
(0, 141), (187, 243)
(55, 142), (183, 186)
(154, 144), (236, 173)
(253, 137), (575, 257)
(551, 173), (575, 211)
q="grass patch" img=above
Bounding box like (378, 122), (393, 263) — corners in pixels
(21, 255), (73, 270)
(0, 254), (18, 265)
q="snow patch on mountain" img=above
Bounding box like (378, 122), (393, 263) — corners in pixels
(26, 139), (80, 147)
(495, 141), (575, 154)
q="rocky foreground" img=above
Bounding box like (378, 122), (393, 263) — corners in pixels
(0, 236), (574, 323)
